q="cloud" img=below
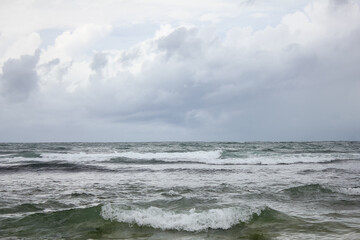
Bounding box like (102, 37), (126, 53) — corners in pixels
(86, 1), (360, 140)
(157, 27), (203, 59)
(90, 52), (108, 72)
(0, 0), (359, 141)
(0, 32), (41, 64)
(0, 50), (40, 102)
(39, 24), (112, 64)
(0, 0), (248, 33)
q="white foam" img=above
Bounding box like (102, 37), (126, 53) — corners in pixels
(220, 156), (332, 165)
(335, 187), (360, 196)
(113, 150), (222, 162)
(20, 151), (360, 165)
(109, 151), (358, 165)
(215, 154), (360, 165)
(41, 152), (112, 162)
(101, 204), (262, 231)
(37, 150), (222, 163)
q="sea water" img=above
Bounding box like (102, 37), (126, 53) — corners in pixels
(0, 142), (359, 239)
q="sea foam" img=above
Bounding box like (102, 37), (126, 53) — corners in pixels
(112, 150), (222, 162)
(335, 187), (360, 196)
(37, 150), (360, 165)
(100, 204), (262, 231)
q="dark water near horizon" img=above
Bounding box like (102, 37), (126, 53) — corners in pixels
(0, 142), (360, 239)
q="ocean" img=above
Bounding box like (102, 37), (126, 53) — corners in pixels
(0, 142), (359, 239)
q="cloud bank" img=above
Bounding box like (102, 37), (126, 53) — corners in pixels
(0, 0), (359, 141)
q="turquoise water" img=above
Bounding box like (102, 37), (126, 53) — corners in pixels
(0, 142), (359, 239)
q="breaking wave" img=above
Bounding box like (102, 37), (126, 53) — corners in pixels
(101, 204), (268, 231)
(7, 149), (358, 166)
(2, 204), (292, 238)
(111, 150), (222, 162)
(2, 147), (359, 172)
(333, 187), (360, 196)
(107, 154), (359, 165)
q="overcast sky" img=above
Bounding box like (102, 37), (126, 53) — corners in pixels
(0, 0), (359, 142)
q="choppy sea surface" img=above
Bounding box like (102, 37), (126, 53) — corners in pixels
(0, 142), (360, 239)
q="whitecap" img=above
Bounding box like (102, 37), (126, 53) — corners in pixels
(100, 204), (263, 231)
(112, 150), (222, 162)
(334, 187), (360, 196)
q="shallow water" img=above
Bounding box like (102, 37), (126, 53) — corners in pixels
(0, 142), (359, 239)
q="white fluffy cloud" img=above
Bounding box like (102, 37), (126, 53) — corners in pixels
(39, 24), (112, 64)
(0, 0), (359, 141)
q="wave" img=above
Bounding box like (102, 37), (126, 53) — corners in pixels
(111, 150), (222, 161)
(0, 200), (74, 215)
(283, 184), (360, 198)
(332, 187), (360, 196)
(1, 203), (313, 239)
(17, 151), (42, 158)
(283, 184), (335, 197)
(106, 152), (359, 165)
(101, 204), (269, 232)
(47, 146), (72, 151)
(0, 161), (112, 173)
(0, 151), (42, 159)
(218, 157), (359, 165)
(40, 150), (221, 162)
(162, 168), (236, 174)
(133, 197), (218, 210)
(298, 167), (353, 175)
(0, 203), (43, 215)
(107, 157), (198, 165)
(4, 149), (359, 166)
(0, 205), (106, 239)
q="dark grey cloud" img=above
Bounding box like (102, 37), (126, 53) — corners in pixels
(0, 50), (40, 102)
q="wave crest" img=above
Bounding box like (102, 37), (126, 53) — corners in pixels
(100, 204), (264, 231)
(112, 150), (222, 162)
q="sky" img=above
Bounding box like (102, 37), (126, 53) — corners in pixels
(0, 0), (359, 142)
